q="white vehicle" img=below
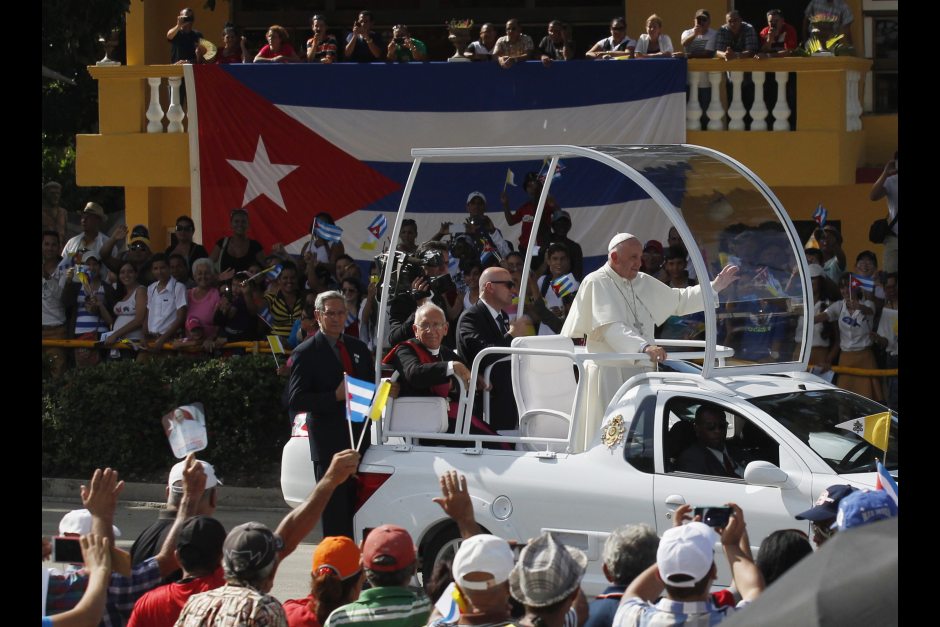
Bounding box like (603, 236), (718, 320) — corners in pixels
(281, 145), (898, 594)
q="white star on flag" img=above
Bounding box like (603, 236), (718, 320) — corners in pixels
(226, 137), (299, 211)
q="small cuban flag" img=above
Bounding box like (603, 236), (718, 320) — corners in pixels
(480, 241), (498, 264)
(812, 203), (827, 227)
(258, 306), (274, 329)
(265, 264), (283, 281)
(551, 273), (579, 298)
(57, 254), (77, 273)
(835, 411), (891, 451)
(345, 374), (377, 424)
(345, 311), (357, 329)
(850, 273), (876, 291)
(876, 459), (898, 507)
(434, 583), (460, 625)
(314, 218), (343, 243)
(538, 159), (565, 183)
(361, 214), (388, 250)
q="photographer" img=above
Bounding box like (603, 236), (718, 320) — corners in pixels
(166, 8), (203, 64)
(387, 24), (427, 62)
(433, 192), (512, 259)
(344, 10), (384, 62)
(387, 242), (463, 349)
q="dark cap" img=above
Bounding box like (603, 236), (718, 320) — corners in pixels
(178, 516), (227, 572)
(362, 524), (416, 572)
(223, 522), (283, 575)
(695, 9), (710, 19)
(795, 484), (858, 521)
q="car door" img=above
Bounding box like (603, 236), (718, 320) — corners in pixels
(651, 391), (815, 585)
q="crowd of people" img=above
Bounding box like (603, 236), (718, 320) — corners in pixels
(43, 458), (897, 626)
(167, 3), (858, 68)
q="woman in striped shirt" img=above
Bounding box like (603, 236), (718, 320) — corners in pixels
(264, 261), (303, 339)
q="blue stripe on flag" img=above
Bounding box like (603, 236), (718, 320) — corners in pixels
(222, 61), (688, 112)
(315, 221), (344, 242)
(346, 375), (376, 423)
(367, 214), (388, 239)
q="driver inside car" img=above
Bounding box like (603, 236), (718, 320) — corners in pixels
(676, 405), (743, 477)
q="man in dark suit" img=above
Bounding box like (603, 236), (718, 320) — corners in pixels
(288, 290), (374, 538)
(457, 266), (532, 431)
(676, 405), (742, 478)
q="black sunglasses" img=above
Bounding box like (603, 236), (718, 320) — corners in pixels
(490, 280), (516, 289)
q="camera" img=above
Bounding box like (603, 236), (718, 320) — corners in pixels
(53, 536), (84, 563)
(693, 506), (732, 528)
(182, 15), (195, 23)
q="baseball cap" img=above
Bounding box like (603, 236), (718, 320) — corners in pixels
(58, 508), (122, 538)
(362, 524), (416, 572)
(695, 9), (710, 19)
(608, 232), (639, 253)
(168, 459), (222, 493)
(129, 224), (151, 247)
(656, 522), (716, 588)
(177, 515), (227, 572)
(644, 239), (664, 255)
(834, 490), (898, 531)
(795, 484), (857, 522)
(452, 534), (515, 591)
(312, 536), (362, 579)
(509, 532), (587, 607)
(223, 522), (283, 575)
(552, 209), (572, 223)
(467, 191), (487, 204)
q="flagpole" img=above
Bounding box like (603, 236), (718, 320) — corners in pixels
(344, 374), (355, 449)
(355, 418), (370, 452)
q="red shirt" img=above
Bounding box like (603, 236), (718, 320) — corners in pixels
(257, 42), (298, 60)
(283, 594), (322, 627)
(759, 23), (797, 50)
(506, 201), (554, 251)
(127, 568), (225, 627)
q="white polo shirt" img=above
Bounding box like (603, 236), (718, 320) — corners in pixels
(147, 277), (187, 335)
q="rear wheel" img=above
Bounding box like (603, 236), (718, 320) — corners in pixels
(420, 522), (462, 587)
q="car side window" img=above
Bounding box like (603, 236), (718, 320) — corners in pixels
(623, 394), (656, 473)
(664, 397), (779, 476)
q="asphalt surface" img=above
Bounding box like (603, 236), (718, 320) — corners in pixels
(42, 478), (321, 603)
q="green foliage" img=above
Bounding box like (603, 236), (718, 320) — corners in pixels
(41, 355), (290, 485)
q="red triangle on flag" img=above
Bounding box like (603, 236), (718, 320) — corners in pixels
(368, 224), (382, 239)
(192, 66), (401, 250)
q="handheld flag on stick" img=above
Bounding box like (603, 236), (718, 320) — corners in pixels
(361, 214), (388, 250)
(503, 168), (517, 191)
(345, 374), (377, 448)
(244, 264), (282, 284)
(258, 306), (274, 329)
(876, 459), (898, 506)
(551, 273), (580, 298)
(266, 334), (285, 368)
(812, 203), (827, 227)
(835, 411), (891, 451)
(314, 218), (343, 243)
(850, 274), (876, 292)
(355, 379), (393, 451)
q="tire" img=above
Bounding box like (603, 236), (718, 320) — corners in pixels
(420, 522), (462, 586)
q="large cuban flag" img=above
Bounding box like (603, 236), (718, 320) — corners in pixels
(185, 61), (688, 272)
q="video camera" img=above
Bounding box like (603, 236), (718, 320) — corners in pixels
(373, 249), (454, 300)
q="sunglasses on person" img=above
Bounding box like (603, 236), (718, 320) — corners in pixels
(176, 224), (194, 232)
(490, 280), (516, 289)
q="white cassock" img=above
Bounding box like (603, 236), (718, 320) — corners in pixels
(561, 264), (715, 432)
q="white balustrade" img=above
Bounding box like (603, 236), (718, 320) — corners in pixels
(145, 76), (187, 134)
(687, 71), (703, 131)
(727, 71), (747, 130)
(166, 77), (185, 133)
(145, 77), (165, 133)
(749, 72), (768, 131)
(845, 70), (862, 131)
(772, 71), (791, 131)
(705, 72), (725, 130)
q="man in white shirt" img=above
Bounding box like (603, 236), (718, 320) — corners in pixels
(145, 253), (188, 355)
(61, 202), (109, 264)
(562, 233), (738, 426)
(681, 9), (718, 58)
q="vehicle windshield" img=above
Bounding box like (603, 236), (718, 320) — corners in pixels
(748, 390), (897, 473)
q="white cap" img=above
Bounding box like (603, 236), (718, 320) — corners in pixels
(452, 534), (515, 591)
(168, 459), (221, 493)
(58, 508), (122, 538)
(656, 522), (716, 588)
(467, 191), (487, 204)
(607, 233), (639, 253)
(807, 263), (824, 279)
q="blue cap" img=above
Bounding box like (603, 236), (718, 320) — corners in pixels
(795, 484), (857, 521)
(834, 490), (898, 530)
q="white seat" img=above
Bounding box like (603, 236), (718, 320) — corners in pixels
(510, 335), (577, 452)
(385, 396), (449, 434)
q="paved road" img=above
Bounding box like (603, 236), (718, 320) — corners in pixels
(42, 495), (322, 603)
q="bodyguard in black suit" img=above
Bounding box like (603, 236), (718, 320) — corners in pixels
(457, 266), (531, 431)
(675, 405), (742, 478)
(288, 290), (373, 539)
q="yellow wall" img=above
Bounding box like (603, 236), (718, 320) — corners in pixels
(127, 0), (233, 66)
(861, 114), (898, 166)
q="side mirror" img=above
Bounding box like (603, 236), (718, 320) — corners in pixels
(744, 460), (789, 487)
